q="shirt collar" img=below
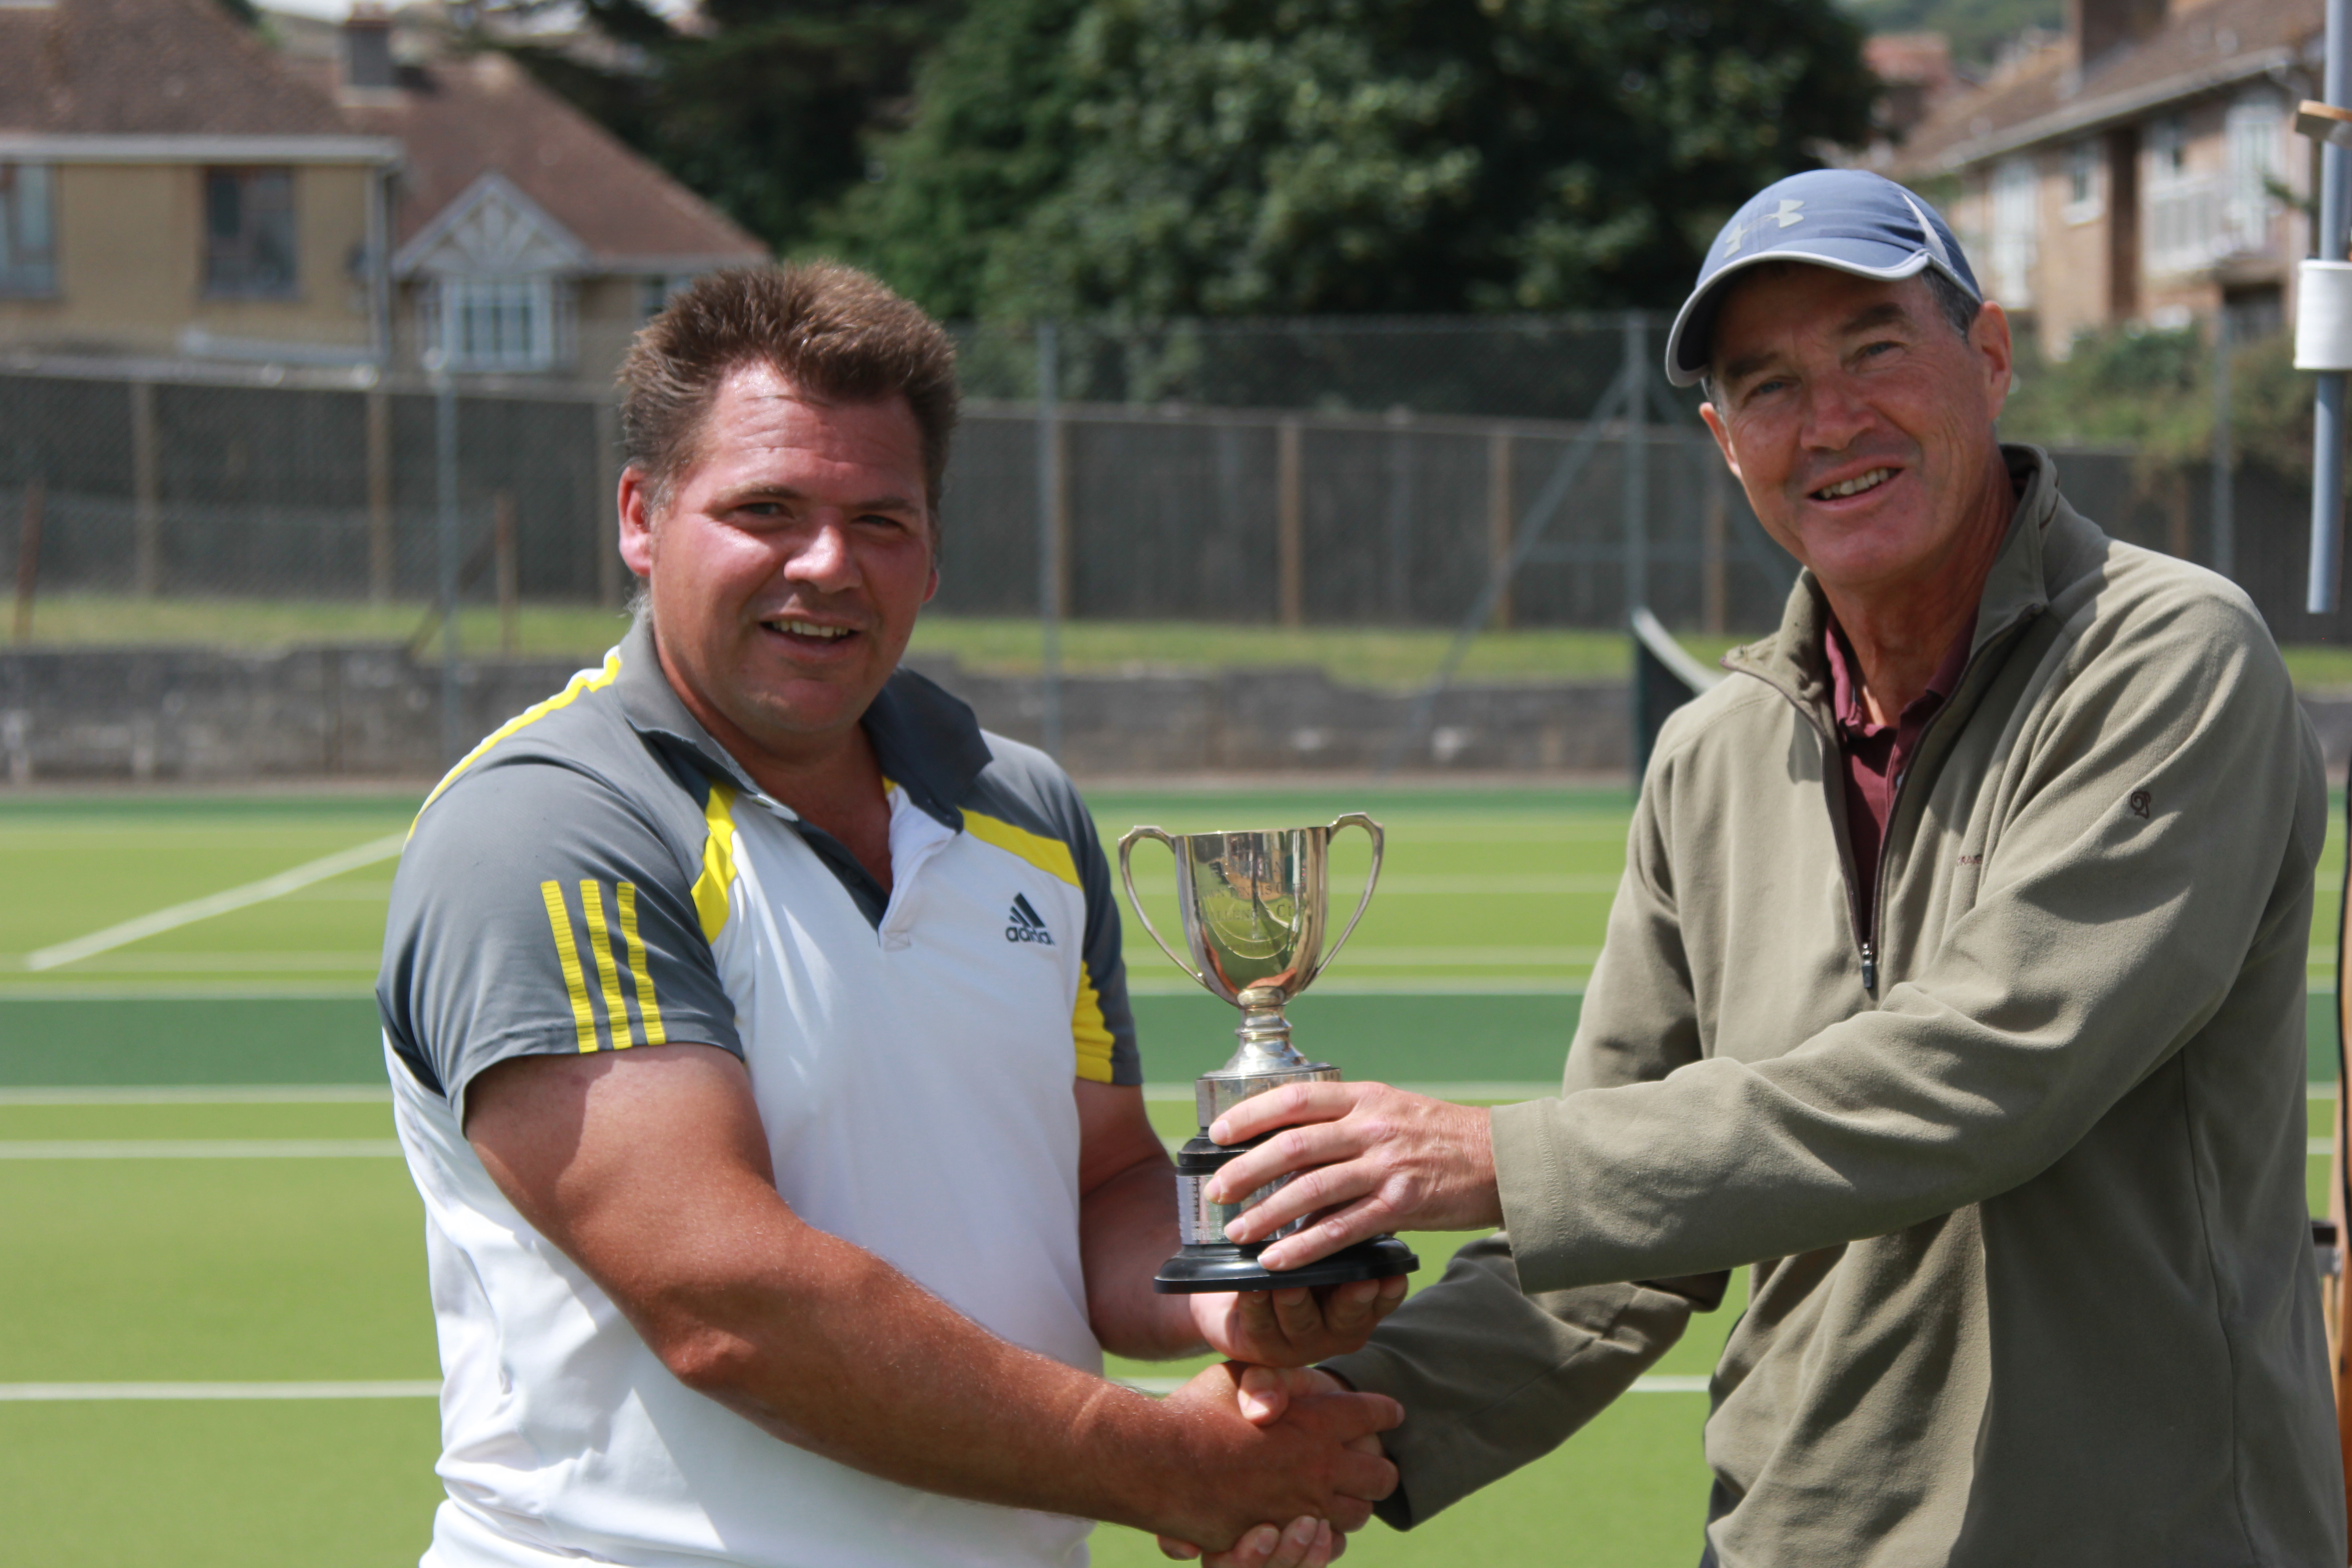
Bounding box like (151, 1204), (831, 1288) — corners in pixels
(1824, 609), (1977, 737)
(613, 615), (992, 828)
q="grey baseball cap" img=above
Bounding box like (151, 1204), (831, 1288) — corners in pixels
(1664, 169), (1981, 388)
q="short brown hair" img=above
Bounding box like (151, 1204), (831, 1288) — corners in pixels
(617, 263), (960, 520)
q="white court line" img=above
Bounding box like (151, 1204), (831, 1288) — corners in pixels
(1114, 1375), (1707, 1396)
(0, 1140), (402, 1159)
(0, 1085), (390, 1106)
(0, 1382), (438, 1402)
(1125, 977), (1589, 997)
(0, 1375), (1707, 1401)
(1143, 1082), (1556, 1104)
(22, 833), (409, 972)
(1124, 874), (1624, 896)
(33, 952), (384, 973)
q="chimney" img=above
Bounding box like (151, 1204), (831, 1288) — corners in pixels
(343, 4), (395, 93)
(2069, 0), (2167, 72)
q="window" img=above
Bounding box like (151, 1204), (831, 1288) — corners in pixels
(1989, 157), (2038, 306)
(2224, 93), (2283, 254)
(421, 275), (572, 372)
(2146, 117), (2189, 185)
(2064, 139), (2102, 222)
(203, 167), (297, 298)
(0, 162), (55, 295)
(638, 274), (692, 320)
(2142, 114), (2222, 275)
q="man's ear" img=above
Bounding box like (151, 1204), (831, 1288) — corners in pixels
(1971, 300), (2015, 422)
(1699, 401), (1744, 483)
(617, 467), (658, 580)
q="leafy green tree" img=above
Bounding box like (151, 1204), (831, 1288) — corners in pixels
(842, 0), (1875, 318)
(823, 0), (1090, 318)
(2003, 323), (2310, 480)
(490, 0), (959, 255)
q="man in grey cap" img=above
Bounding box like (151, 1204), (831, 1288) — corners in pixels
(1179, 170), (2346, 1564)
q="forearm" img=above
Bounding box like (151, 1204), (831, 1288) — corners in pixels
(1325, 1234), (1698, 1528)
(629, 1202), (1191, 1528)
(1081, 1153), (1206, 1359)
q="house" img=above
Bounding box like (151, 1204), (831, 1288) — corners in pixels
(0, 0), (399, 365)
(288, 8), (767, 379)
(0, 0), (765, 379)
(1891, 0), (2319, 352)
(1866, 33), (1967, 147)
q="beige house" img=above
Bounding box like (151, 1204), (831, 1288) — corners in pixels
(0, 0), (398, 365)
(1891, 0), (2318, 352)
(0, 0), (764, 379)
(290, 10), (766, 381)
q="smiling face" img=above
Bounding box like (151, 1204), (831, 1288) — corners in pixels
(1698, 265), (2014, 608)
(617, 361), (938, 774)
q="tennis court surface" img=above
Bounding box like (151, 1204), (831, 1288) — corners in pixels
(1, 784), (2338, 1566)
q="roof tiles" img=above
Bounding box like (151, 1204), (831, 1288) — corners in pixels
(0, 0), (352, 138)
(1894, 0), (2321, 173)
(323, 51), (765, 268)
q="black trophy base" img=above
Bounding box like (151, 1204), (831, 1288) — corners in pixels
(1153, 1234), (1420, 1294)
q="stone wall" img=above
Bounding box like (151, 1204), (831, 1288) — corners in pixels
(3, 643), (2348, 784)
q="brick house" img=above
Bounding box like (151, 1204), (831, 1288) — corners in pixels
(1891, 0), (2318, 352)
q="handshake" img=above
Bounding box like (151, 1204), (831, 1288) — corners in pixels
(1147, 1273), (1411, 1568)
(1132, 1075), (1505, 1566)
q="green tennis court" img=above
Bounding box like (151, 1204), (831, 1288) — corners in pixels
(0, 785), (2340, 1567)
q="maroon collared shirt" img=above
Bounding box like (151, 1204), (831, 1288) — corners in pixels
(1824, 612), (1975, 945)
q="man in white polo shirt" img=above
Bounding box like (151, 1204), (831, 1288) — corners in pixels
(377, 263), (1403, 1568)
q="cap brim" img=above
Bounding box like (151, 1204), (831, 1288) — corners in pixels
(1663, 248), (1938, 389)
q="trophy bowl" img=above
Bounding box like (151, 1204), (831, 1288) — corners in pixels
(1120, 814), (1420, 1294)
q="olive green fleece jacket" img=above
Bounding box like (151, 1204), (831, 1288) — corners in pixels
(1327, 446), (2343, 1566)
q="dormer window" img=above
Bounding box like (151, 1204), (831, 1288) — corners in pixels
(422, 275), (573, 372)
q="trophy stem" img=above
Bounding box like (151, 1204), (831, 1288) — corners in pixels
(1235, 989), (1294, 1056)
(1196, 984), (1335, 1126)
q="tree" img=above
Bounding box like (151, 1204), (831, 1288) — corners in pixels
(491, 0), (960, 255)
(841, 0), (1877, 318)
(822, 0), (1090, 319)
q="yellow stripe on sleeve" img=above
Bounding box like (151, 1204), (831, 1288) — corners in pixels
(580, 880), (634, 1050)
(615, 882), (667, 1047)
(964, 812), (1080, 887)
(1073, 960), (1116, 1084)
(692, 784), (740, 943)
(413, 650), (624, 832)
(539, 880), (602, 1053)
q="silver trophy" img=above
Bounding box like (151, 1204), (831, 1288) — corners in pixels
(1119, 814), (1420, 1293)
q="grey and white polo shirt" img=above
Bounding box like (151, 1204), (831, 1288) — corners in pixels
(378, 617), (1140, 1568)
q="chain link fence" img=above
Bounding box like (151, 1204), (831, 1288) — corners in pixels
(0, 315), (2321, 645)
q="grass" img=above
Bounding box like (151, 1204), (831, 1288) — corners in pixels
(0, 784), (2340, 1568)
(20, 592), (2352, 691)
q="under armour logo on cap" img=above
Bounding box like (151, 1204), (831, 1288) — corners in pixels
(1723, 199), (1806, 256)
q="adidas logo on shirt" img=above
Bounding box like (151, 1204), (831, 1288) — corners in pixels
(1004, 892), (1055, 945)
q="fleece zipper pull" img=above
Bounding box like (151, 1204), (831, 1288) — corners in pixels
(1860, 941), (1878, 996)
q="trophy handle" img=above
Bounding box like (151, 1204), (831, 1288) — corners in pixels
(1117, 826), (1207, 989)
(1313, 812), (1385, 983)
